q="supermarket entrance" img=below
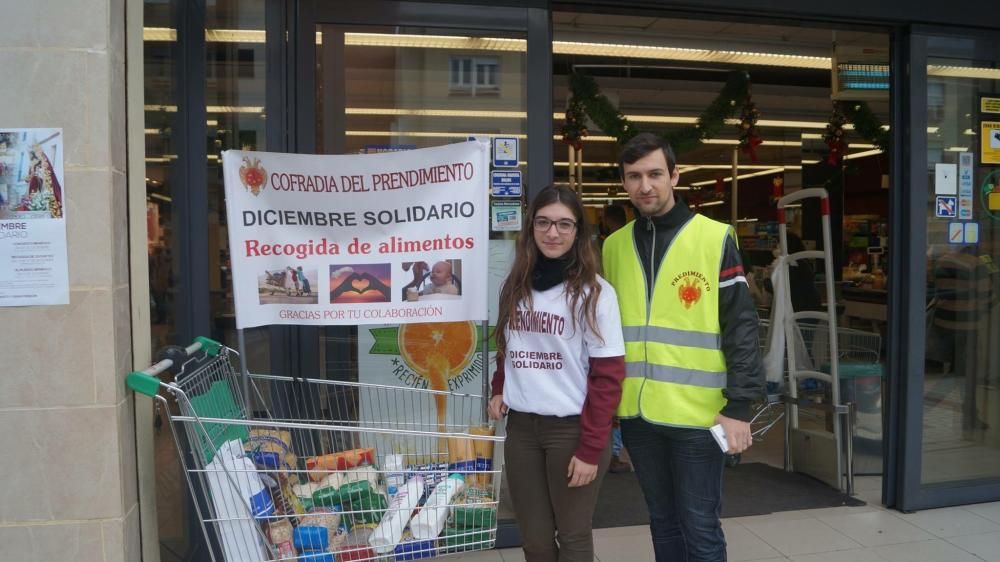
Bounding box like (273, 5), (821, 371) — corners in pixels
(552, 10), (891, 525)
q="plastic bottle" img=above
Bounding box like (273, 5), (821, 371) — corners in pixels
(384, 453), (405, 496)
(368, 475), (424, 554)
(409, 473), (466, 540)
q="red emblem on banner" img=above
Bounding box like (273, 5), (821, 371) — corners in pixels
(239, 156), (267, 196)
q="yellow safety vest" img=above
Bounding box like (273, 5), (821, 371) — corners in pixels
(602, 213), (732, 428)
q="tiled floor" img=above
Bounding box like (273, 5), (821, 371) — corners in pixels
(448, 476), (1000, 561)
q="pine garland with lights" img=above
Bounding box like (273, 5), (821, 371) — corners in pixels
(842, 101), (890, 152)
(737, 94), (762, 162)
(824, 102), (848, 166)
(823, 101), (890, 166)
(560, 98), (589, 151)
(564, 70), (751, 154)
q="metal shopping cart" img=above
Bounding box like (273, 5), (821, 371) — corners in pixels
(128, 337), (503, 562)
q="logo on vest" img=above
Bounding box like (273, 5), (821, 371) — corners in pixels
(671, 270), (710, 309)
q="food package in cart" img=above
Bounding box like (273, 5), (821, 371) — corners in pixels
(305, 448), (375, 481)
(299, 505), (343, 537)
(451, 488), (497, 530)
(311, 466), (380, 508)
(341, 485), (388, 527)
(394, 530), (436, 561)
(405, 461), (449, 500)
(439, 525), (496, 553)
(266, 518), (296, 557)
(245, 428), (298, 474)
(468, 425), (496, 487)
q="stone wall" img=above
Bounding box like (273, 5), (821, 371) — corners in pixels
(0, 1), (139, 560)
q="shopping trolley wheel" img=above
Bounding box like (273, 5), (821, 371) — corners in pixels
(725, 453), (741, 467)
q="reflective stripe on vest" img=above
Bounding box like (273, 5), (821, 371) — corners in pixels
(603, 213), (733, 428)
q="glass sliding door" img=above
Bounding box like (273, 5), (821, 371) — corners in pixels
(292, 0), (548, 546)
(897, 30), (1000, 511)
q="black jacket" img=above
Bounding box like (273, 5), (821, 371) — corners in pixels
(632, 198), (766, 422)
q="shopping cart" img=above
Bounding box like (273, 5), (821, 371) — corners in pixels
(751, 321), (881, 436)
(128, 337), (503, 562)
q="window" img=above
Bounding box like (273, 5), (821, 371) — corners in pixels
(449, 56), (499, 95)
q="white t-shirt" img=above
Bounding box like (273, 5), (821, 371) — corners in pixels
(502, 276), (625, 417)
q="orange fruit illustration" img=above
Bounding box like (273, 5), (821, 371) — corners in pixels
(398, 321), (477, 378)
(398, 321), (478, 449)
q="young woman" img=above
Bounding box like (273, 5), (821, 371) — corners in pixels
(488, 185), (626, 562)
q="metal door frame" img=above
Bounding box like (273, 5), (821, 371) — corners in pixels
(892, 25), (1000, 512)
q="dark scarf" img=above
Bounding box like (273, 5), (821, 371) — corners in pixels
(532, 254), (570, 291)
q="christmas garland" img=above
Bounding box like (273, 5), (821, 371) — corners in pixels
(738, 94), (762, 162)
(842, 101), (890, 153)
(561, 70), (751, 154)
(822, 101), (890, 167)
(561, 71), (891, 163)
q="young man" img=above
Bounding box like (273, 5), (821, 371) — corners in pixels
(601, 132), (765, 562)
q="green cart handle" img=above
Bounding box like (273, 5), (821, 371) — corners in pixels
(126, 336), (223, 397)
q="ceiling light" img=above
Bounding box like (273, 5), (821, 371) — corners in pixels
(928, 65), (1000, 80)
(844, 149), (883, 160)
(702, 139), (803, 147)
(964, 129), (975, 135)
(349, 108), (526, 119)
(690, 167), (786, 186)
(698, 201), (725, 207)
(144, 104), (264, 114)
(345, 130), (528, 139)
(554, 40), (830, 70)
(345, 107), (867, 131)
(142, 27), (1000, 79)
(945, 146), (969, 152)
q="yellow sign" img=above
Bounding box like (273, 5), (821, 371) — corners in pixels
(990, 191), (1000, 211)
(982, 121), (1000, 164)
(983, 97), (1000, 115)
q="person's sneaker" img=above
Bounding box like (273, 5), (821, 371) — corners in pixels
(608, 455), (631, 473)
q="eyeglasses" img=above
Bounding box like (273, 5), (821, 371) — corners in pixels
(533, 217), (577, 234)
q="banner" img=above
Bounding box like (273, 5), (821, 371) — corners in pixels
(357, 240), (514, 451)
(222, 141), (491, 328)
(0, 128), (69, 306)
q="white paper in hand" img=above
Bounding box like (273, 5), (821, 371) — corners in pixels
(709, 424), (729, 453)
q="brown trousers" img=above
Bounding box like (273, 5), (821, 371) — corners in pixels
(505, 410), (612, 562)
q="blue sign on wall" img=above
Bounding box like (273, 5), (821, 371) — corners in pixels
(492, 136), (519, 167)
(491, 170), (522, 197)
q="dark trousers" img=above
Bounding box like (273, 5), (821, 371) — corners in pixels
(621, 418), (727, 562)
(505, 410), (611, 562)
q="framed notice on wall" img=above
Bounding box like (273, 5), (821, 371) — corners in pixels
(0, 128), (69, 306)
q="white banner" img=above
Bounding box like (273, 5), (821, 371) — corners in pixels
(0, 128), (69, 307)
(222, 142), (491, 328)
(356, 240), (514, 450)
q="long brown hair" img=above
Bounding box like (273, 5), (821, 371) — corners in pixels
(495, 185), (603, 363)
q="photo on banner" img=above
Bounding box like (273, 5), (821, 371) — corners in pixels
(222, 141), (491, 328)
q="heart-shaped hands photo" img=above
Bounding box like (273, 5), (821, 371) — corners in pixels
(330, 271), (390, 301)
